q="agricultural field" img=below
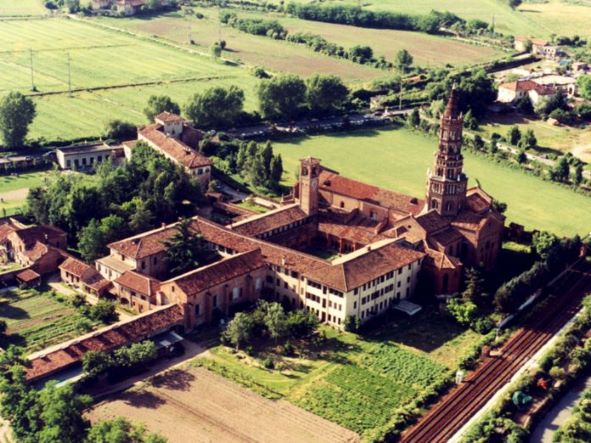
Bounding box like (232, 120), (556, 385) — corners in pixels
(0, 0), (46, 17)
(480, 114), (591, 163)
(238, 9), (505, 69)
(272, 128), (591, 236)
(0, 17), (259, 141)
(266, 0), (591, 38)
(96, 12), (385, 83)
(199, 310), (480, 438)
(0, 287), (99, 353)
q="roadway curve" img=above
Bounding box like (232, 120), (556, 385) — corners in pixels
(401, 260), (591, 443)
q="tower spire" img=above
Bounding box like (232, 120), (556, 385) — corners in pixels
(424, 88), (468, 218)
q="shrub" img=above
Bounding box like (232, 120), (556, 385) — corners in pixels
(262, 357), (275, 370)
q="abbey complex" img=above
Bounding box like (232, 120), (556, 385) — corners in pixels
(94, 88), (504, 331)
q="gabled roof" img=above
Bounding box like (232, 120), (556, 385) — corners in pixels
(26, 304), (183, 383)
(16, 269), (40, 283)
(11, 225), (66, 249)
(116, 270), (160, 296)
(415, 210), (449, 234)
(59, 257), (94, 278)
(154, 111), (183, 124)
(139, 124), (211, 169)
(108, 225), (175, 260)
(319, 170), (423, 216)
(230, 204), (308, 237)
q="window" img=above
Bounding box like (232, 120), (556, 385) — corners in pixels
(195, 304), (200, 315)
(66, 159), (71, 168)
(340, 201), (345, 209)
(232, 287), (242, 301)
(353, 301), (357, 309)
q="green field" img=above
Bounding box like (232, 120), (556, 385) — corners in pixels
(0, 0), (46, 16)
(0, 287), (99, 353)
(0, 171), (51, 217)
(0, 17), (259, 141)
(268, 0), (591, 38)
(201, 309), (479, 437)
(272, 128), (591, 236)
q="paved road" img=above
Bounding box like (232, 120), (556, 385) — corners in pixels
(529, 374), (591, 443)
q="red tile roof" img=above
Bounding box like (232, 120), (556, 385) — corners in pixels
(108, 225), (175, 260)
(13, 225), (66, 249)
(26, 304), (183, 383)
(59, 257), (93, 278)
(116, 270), (160, 296)
(231, 205), (308, 237)
(154, 111), (183, 124)
(16, 269), (40, 283)
(166, 250), (265, 296)
(139, 124), (211, 169)
(319, 170), (423, 216)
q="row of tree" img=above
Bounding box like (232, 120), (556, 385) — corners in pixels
(0, 347), (166, 442)
(284, 3), (469, 35)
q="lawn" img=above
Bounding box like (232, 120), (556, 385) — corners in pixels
(0, 171), (51, 217)
(0, 17), (259, 141)
(0, 0), (46, 16)
(272, 127), (591, 237)
(0, 287), (100, 353)
(201, 309), (480, 437)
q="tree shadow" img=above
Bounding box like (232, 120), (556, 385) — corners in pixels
(0, 332), (26, 349)
(122, 390), (166, 409)
(0, 303), (30, 320)
(150, 369), (195, 391)
(361, 308), (469, 354)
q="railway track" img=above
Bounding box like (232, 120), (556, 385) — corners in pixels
(401, 260), (591, 443)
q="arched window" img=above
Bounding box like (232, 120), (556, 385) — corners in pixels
(431, 199), (439, 209)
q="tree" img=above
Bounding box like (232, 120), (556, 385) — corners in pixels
(185, 86), (245, 128)
(305, 75), (349, 116)
(520, 129), (537, 149)
(574, 164), (584, 186)
(88, 300), (118, 324)
(223, 312), (254, 350)
(143, 95), (180, 122)
(264, 303), (287, 342)
(463, 109), (478, 130)
(508, 126), (521, 146)
(270, 154), (283, 188)
(489, 138), (498, 154)
(472, 134), (485, 151)
(113, 341), (157, 368)
(78, 219), (104, 262)
(348, 45), (373, 63)
(210, 42), (222, 60)
(516, 150), (527, 164)
(163, 218), (207, 275)
(446, 298), (478, 326)
(0, 320), (6, 335)
(104, 120), (136, 141)
(462, 268), (488, 306)
(535, 91), (569, 117)
(82, 351), (113, 379)
(86, 418), (167, 443)
(395, 49), (413, 73)
(532, 231), (559, 259)
(577, 75), (591, 100)
(508, 0), (522, 9)
(36, 382), (91, 443)
(453, 70), (497, 119)
(408, 108), (420, 127)
(552, 156), (570, 182)
(0, 92), (36, 149)
(257, 74), (307, 120)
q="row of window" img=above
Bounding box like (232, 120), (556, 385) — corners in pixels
(258, 218), (307, 239)
(65, 154), (109, 169)
(305, 292), (343, 311)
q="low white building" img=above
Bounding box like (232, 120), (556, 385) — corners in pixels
(56, 143), (124, 170)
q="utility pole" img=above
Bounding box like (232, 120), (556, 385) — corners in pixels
(67, 52), (72, 95)
(399, 80), (403, 111)
(29, 49), (35, 91)
(218, 5), (222, 43)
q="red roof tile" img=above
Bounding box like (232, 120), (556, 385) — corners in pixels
(26, 305), (183, 383)
(16, 269), (40, 283)
(116, 270), (160, 296)
(319, 170), (423, 216)
(231, 205), (308, 237)
(139, 124), (211, 169)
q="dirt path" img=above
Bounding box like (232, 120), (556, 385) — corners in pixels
(88, 367), (359, 443)
(0, 188), (28, 202)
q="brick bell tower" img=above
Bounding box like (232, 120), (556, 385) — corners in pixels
(425, 86), (468, 218)
(299, 157), (320, 215)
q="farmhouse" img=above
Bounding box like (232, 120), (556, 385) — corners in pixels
(514, 36), (561, 59)
(56, 143), (125, 170)
(132, 112), (212, 189)
(93, 89), (503, 330)
(498, 75), (577, 105)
